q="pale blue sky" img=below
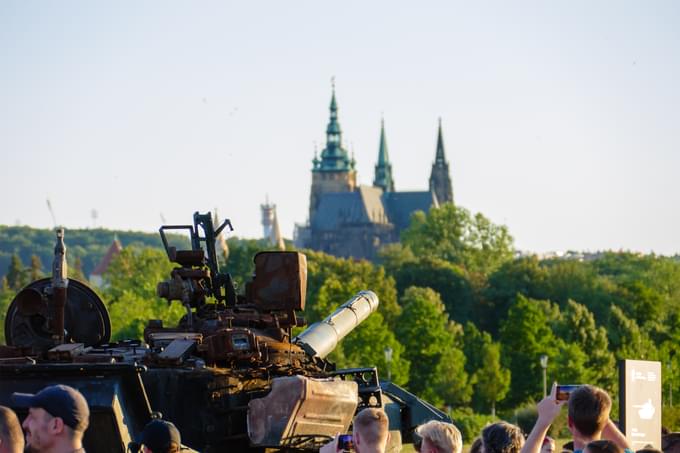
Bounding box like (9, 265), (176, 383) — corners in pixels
(1, 1), (678, 254)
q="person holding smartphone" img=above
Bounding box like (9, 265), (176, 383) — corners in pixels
(521, 384), (631, 453)
(320, 408), (390, 453)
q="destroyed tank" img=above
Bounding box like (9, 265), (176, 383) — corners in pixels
(0, 212), (449, 452)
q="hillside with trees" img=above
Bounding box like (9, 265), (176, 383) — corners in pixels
(0, 226), (178, 283)
(1, 205), (679, 431)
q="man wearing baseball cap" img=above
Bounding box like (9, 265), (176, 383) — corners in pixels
(138, 419), (181, 453)
(12, 384), (89, 453)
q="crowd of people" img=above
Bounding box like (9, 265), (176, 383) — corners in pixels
(0, 383), (678, 453)
(0, 384), (181, 453)
(316, 383), (679, 453)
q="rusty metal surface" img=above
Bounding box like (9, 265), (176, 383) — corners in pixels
(247, 375), (358, 449)
(5, 278), (111, 352)
(249, 251), (307, 312)
(14, 287), (46, 316)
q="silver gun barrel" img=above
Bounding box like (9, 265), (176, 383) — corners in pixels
(293, 290), (379, 359)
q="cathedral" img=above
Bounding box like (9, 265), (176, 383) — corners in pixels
(294, 87), (454, 261)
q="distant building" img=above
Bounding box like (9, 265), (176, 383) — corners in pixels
(89, 237), (122, 287)
(514, 250), (607, 262)
(295, 87), (454, 260)
(261, 200), (285, 250)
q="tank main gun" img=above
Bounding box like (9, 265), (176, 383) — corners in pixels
(294, 290), (379, 359)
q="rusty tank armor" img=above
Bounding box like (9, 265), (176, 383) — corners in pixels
(0, 212), (449, 452)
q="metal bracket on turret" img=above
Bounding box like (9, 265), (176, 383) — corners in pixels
(330, 367), (383, 410)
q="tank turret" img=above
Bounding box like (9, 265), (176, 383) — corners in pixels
(0, 212), (451, 452)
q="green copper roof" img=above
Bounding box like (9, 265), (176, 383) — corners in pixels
(373, 118), (394, 192)
(313, 85), (354, 173)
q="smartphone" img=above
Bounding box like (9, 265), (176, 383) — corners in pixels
(556, 384), (580, 401)
(338, 434), (353, 452)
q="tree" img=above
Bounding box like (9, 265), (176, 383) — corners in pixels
(499, 295), (561, 407)
(550, 340), (591, 385)
(400, 204), (514, 276)
(555, 300), (616, 388)
(29, 255), (44, 281)
(384, 255), (476, 325)
(6, 254), (27, 290)
(658, 339), (680, 408)
(540, 260), (618, 322)
(341, 312), (410, 386)
(396, 286), (472, 406)
(70, 256), (87, 281)
(480, 257), (550, 335)
(462, 322), (493, 375)
(0, 277), (14, 343)
(608, 305), (657, 361)
(103, 247), (185, 340)
(473, 342), (510, 417)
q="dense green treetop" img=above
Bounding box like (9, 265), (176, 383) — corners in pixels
(400, 204), (514, 276)
(499, 295), (560, 406)
(473, 341), (510, 416)
(303, 249), (401, 328)
(380, 250), (476, 325)
(396, 286), (472, 406)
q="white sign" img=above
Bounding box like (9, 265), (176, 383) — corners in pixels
(621, 360), (662, 450)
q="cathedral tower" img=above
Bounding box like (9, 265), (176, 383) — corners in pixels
(429, 118), (453, 204)
(373, 118), (395, 192)
(309, 85), (356, 220)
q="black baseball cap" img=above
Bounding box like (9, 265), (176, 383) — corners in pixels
(12, 384), (90, 431)
(140, 420), (181, 451)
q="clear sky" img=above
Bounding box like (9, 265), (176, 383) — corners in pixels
(1, 1), (679, 255)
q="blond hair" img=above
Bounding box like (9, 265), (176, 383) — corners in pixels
(416, 420), (463, 453)
(353, 408), (389, 448)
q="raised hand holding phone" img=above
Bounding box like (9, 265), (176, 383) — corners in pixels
(537, 383), (567, 424)
(521, 383), (567, 453)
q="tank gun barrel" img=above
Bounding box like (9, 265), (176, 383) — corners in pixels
(293, 290), (379, 359)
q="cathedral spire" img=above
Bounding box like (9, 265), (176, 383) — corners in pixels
(314, 81), (354, 172)
(429, 118), (453, 204)
(435, 117), (446, 164)
(373, 117), (395, 192)
(308, 81), (358, 222)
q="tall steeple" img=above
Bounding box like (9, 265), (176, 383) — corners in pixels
(373, 118), (395, 192)
(429, 118), (454, 204)
(313, 82), (354, 173)
(308, 81), (358, 221)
